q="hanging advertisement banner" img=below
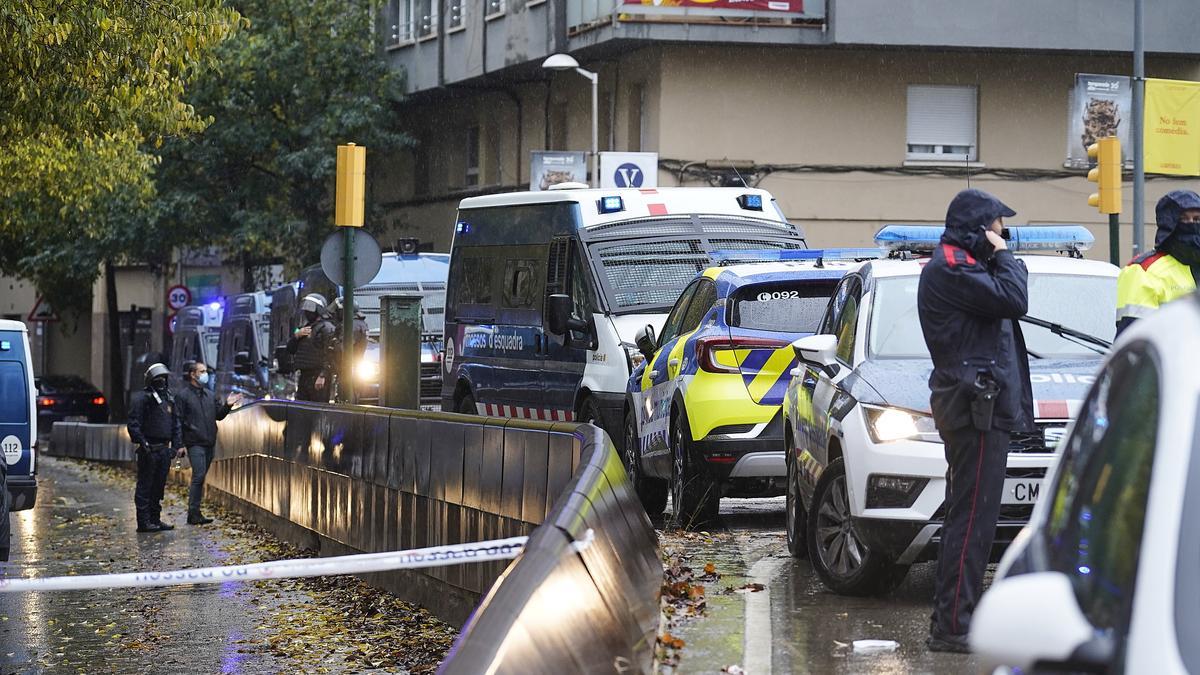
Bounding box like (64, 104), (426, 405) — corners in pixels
(530, 151), (587, 191)
(622, 0), (803, 11)
(1066, 74), (1131, 169)
(1144, 78), (1200, 176)
(599, 152), (659, 189)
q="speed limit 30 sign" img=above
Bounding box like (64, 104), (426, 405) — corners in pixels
(167, 285), (192, 311)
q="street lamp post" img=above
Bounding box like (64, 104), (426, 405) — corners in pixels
(542, 53), (599, 187)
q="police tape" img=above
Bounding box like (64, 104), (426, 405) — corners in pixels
(0, 536), (529, 593)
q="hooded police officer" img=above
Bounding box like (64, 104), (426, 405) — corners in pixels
(917, 189), (1034, 652)
(286, 293), (336, 402)
(127, 363), (183, 533)
(1116, 189), (1200, 334)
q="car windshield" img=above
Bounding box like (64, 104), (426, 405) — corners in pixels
(730, 280), (840, 333)
(868, 272), (1117, 359)
(585, 216), (805, 314)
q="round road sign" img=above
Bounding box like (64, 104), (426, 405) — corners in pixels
(320, 229), (383, 288)
(167, 285), (192, 310)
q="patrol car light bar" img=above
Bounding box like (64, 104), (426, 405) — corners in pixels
(874, 225), (1095, 254)
(710, 248), (882, 265)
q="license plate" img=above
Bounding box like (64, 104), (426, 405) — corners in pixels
(1002, 478), (1042, 504)
(419, 404), (439, 412)
(64, 415), (87, 423)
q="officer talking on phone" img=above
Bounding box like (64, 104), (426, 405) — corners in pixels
(917, 189), (1034, 653)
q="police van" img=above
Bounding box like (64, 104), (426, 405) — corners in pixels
(216, 291), (273, 400)
(168, 301), (223, 390)
(442, 185), (808, 448)
(1, 319), (37, 510)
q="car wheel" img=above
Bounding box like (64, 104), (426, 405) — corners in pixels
(785, 433), (807, 558)
(457, 391), (477, 415)
(670, 407), (719, 530)
(624, 409), (668, 517)
(806, 458), (907, 596)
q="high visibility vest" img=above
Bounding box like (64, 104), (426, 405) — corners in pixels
(1116, 251), (1198, 326)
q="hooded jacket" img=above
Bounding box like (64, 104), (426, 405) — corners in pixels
(917, 190), (1035, 433)
(1115, 190), (1200, 333)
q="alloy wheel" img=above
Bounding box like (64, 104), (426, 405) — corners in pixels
(814, 475), (866, 578)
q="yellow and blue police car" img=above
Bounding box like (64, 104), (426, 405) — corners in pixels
(624, 250), (872, 528)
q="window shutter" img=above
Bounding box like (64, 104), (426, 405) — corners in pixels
(906, 85), (978, 147)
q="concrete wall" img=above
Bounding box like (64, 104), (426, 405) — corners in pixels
(0, 276), (92, 378)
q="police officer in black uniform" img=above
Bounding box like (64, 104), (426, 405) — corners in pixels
(286, 293), (336, 402)
(128, 363), (183, 533)
(917, 189), (1034, 652)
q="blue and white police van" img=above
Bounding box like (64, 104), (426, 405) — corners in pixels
(441, 184), (808, 449)
(1, 319), (37, 510)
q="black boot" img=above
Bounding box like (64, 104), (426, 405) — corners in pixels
(136, 523), (163, 533)
(153, 521), (175, 530)
(187, 512), (214, 525)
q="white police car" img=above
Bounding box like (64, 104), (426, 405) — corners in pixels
(972, 291), (1200, 674)
(783, 226), (1117, 595)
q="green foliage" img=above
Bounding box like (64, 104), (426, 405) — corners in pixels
(0, 0), (243, 314)
(156, 0), (409, 282)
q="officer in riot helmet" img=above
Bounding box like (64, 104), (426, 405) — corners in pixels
(286, 293), (336, 402)
(329, 296), (369, 358)
(127, 363), (183, 532)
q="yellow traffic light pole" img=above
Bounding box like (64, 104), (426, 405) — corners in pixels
(1087, 137), (1122, 265)
(335, 143), (366, 404)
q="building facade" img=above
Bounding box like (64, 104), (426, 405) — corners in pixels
(376, 0), (1200, 256)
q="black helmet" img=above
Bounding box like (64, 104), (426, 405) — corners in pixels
(144, 363), (170, 388)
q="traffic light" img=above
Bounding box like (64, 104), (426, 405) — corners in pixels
(1087, 137), (1122, 215)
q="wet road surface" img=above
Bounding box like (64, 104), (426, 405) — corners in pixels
(1, 456), (454, 674)
(657, 497), (980, 674)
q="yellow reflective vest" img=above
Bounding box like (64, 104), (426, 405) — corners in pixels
(1116, 251), (1198, 330)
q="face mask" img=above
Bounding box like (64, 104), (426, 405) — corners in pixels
(304, 311), (318, 323)
(196, 372), (210, 386)
(152, 378), (168, 391)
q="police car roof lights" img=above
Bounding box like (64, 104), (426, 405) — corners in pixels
(597, 195), (625, 214)
(874, 225), (1095, 257)
(712, 248), (882, 266)
(737, 193), (764, 211)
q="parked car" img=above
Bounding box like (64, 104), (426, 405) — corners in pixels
(971, 291), (1200, 674)
(783, 225), (1117, 595)
(625, 252), (869, 527)
(35, 374), (109, 433)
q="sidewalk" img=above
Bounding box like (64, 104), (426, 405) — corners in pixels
(1, 456), (456, 674)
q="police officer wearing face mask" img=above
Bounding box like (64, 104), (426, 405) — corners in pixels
(287, 293), (337, 402)
(127, 363), (183, 533)
(174, 360), (241, 524)
(917, 189), (1035, 653)
(1116, 190), (1200, 334)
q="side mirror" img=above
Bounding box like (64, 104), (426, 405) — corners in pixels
(634, 325), (657, 359)
(970, 572), (1112, 673)
(791, 334), (839, 377)
(547, 294), (587, 335)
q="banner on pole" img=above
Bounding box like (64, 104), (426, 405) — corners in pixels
(1144, 78), (1200, 176)
(599, 152), (659, 189)
(530, 151), (587, 191)
(1067, 74), (1131, 169)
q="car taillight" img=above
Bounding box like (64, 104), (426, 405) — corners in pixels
(38, 396), (57, 407)
(92, 396), (106, 406)
(695, 336), (790, 374)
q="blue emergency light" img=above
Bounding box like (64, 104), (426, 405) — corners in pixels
(597, 196), (625, 214)
(455, 221), (472, 235)
(874, 225), (1094, 255)
(209, 301), (221, 311)
(0, 341), (9, 351)
(737, 194), (764, 211)
(711, 248), (882, 264)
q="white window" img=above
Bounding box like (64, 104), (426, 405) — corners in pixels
(448, 0), (464, 30)
(417, 0), (438, 39)
(906, 85), (978, 162)
(392, 0), (414, 43)
(486, 0), (506, 19)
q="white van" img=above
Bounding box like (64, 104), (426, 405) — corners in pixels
(1, 319), (37, 510)
(441, 186), (808, 449)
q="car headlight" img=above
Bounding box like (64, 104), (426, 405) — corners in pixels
(355, 358), (379, 382)
(622, 342), (645, 373)
(863, 405), (939, 443)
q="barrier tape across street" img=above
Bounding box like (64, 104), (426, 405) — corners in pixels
(0, 536), (529, 593)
